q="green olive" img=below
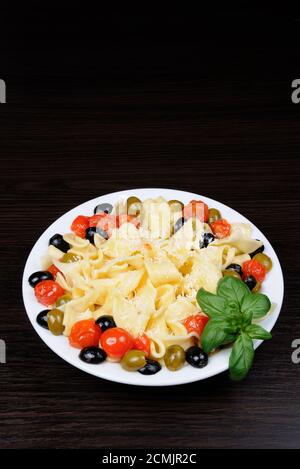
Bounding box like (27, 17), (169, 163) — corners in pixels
(222, 270), (241, 280)
(164, 345), (185, 371)
(168, 200), (184, 213)
(253, 253), (272, 272)
(208, 208), (222, 224)
(252, 281), (261, 293)
(121, 350), (147, 371)
(47, 309), (64, 335)
(126, 196), (142, 216)
(60, 252), (82, 263)
(55, 293), (72, 307)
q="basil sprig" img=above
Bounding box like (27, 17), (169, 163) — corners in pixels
(197, 276), (272, 381)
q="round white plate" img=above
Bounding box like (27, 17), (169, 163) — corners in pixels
(22, 188), (284, 386)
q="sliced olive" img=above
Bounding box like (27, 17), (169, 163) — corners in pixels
(249, 242), (265, 258)
(253, 253), (272, 272)
(60, 252), (82, 263)
(164, 345), (185, 371)
(121, 350), (147, 371)
(199, 232), (215, 249)
(252, 281), (261, 293)
(208, 208), (221, 224)
(186, 346), (208, 368)
(222, 270), (241, 280)
(244, 275), (257, 291)
(226, 263), (243, 277)
(79, 346), (107, 364)
(168, 200), (184, 213)
(126, 196), (142, 216)
(94, 203), (113, 215)
(138, 358), (162, 375)
(28, 270), (53, 288)
(86, 227), (97, 244)
(49, 234), (70, 253)
(96, 228), (109, 240)
(47, 309), (64, 335)
(36, 310), (50, 329)
(95, 315), (116, 332)
(55, 293), (72, 307)
(173, 217), (185, 234)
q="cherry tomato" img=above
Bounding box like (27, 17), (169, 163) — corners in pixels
(71, 215), (90, 239)
(210, 219), (231, 238)
(242, 259), (266, 283)
(133, 334), (151, 356)
(34, 280), (65, 307)
(69, 319), (102, 349)
(117, 214), (140, 228)
(183, 200), (209, 222)
(184, 314), (209, 336)
(89, 213), (117, 235)
(47, 264), (62, 279)
(100, 327), (133, 359)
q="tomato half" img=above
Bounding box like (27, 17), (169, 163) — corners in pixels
(71, 215), (90, 239)
(34, 280), (65, 306)
(210, 219), (231, 238)
(69, 319), (102, 349)
(89, 213), (117, 235)
(242, 259), (266, 283)
(184, 314), (209, 336)
(100, 327), (133, 359)
(183, 200), (209, 222)
(133, 334), (151, 356)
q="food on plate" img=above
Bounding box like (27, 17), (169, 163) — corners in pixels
(29, 196), (273, 380)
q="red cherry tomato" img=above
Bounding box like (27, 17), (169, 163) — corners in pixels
(242, 259), (266, 283)
(89, 213), (107, 227)
(184, 314), (209, 336)
(47, 264), (62, 279)
(69, 319), (102, 349)
(34, 280), (65, 306)
(210, 219), (231, 238)
(133, 334), (151, 356)
(183, 200), (209, 222)
(71, 215), (90, 239)
(100, 327), (133, 359)
(117, 214), (140, 229)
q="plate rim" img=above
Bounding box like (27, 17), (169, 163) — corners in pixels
(22, 188), (285, 386)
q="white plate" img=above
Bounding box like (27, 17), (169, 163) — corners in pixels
(22, 188), (284, 386)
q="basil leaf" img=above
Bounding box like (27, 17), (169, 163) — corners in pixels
(201, 318), (236, 354)
(196, 288), (228, 318)
(241, 293), (271, 319)
(245, 324), (272, 340)
(217, 276), (250, 308)
(229, 333), (254, 381)
(241, 310), (253, 329)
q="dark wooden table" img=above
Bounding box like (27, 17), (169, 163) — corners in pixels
(1, 7), (300, 449)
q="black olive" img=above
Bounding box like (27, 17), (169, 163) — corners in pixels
(49, 234), (70, 253)
(36, 310), (50, 329)
(79, 346), (107, 364)
(95, 315), (116, 332)
(199, 232), (215, 249)
(250, 242), (265, 258)
(94, 203), (113, 215)
(226, 263), (243, 277)
(186, 346), (208, 368)
(138, 358), (162, 375)
(173, 217), (185, 234)
(85, 227), (97, 244)
(244, 275), (257, 291)
(28, 270), (53, 288)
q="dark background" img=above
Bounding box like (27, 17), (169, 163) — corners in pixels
(1, 5), (300, 449)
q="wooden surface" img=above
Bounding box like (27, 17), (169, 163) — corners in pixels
(0, 7), (300, 449)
